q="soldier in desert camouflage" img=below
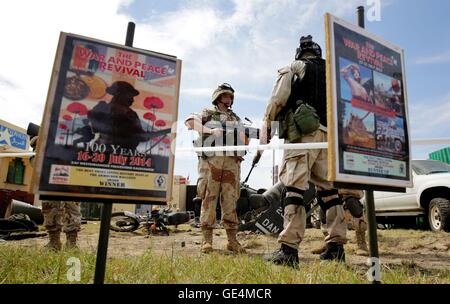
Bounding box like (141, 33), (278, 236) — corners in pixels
(42, 201), (81, 251)
(185, 83), (247, 254)
(30, 135), (81, 251)
(311, 189), (369, 256)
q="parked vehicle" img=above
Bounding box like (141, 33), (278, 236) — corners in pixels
(373, 160), (450, 232)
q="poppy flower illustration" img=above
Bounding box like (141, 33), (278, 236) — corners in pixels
(155, 120), (166, 128)
(144, 96), (164, 110)
(143, 112), (156, 121)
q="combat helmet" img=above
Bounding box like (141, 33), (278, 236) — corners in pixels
(212, 83), (235, 106)
(295, 35), (322, 60)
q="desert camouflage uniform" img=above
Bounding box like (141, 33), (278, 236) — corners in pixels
(42, 201), (81, 233)
(263, 57), (347, 251)
(196, 157), (208, 199)
(339, 189), (368, 254)
(186, 106), (242, 230)
(314, 189), (368, 255)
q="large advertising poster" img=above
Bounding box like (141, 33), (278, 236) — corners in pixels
(33, 33), (182, 202)
(325, 14), (412, 187)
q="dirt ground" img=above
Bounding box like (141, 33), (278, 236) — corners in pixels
(6, 222), (450, 273)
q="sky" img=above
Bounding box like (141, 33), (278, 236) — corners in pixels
(1, 0), (450, 189)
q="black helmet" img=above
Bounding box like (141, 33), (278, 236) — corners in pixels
(295, 35), (322, 60)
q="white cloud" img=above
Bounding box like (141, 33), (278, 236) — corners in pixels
(1, 0), (364, 186)
(414, 51), (450, 65)
(1, 0), (364, 129)
(0, 0), (133, 128)
(409, 92), (450, 138)
(132, 0), (363, 103)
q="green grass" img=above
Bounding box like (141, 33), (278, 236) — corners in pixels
(1, 245), (449, 284)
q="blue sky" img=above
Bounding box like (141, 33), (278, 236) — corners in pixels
(1, 0), (450, 189)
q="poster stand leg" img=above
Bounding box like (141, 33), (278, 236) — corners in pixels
(365, 190), (381, 284)
(94, 203), (112, 284)
(92, 21), (136, 285)
(357, 6), (381, 284)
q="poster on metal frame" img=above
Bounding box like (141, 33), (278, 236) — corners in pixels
(33, 32), (182, 203)
(325, 13), (412, 188)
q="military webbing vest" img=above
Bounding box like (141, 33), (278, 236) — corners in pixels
(287, 57), (327, 127)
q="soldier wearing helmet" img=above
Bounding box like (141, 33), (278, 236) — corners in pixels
(261, 35), (349, 267)
(185, 83), (247, 254)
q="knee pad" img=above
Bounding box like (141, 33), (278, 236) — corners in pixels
(283, 196), (304, 208)
(343, 197), (364, 218)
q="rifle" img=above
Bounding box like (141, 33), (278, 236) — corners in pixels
(243, 150), (263, 184)
(203, 121), (260, 140)
(142, 128), (172, 154)
(141, 128), (172, 141)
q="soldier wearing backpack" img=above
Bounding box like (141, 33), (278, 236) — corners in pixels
(261, 36), (347, 267)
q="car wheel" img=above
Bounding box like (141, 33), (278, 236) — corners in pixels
(428, 198), (450, 232)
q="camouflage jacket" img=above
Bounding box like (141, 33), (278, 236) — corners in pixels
(186, 106), (245, 157)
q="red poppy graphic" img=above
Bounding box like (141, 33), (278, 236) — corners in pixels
(144, 96), (164, 109)
(155, 120), (166, 127)
(67, 102), (88, 115)
(162, 138), (171, 145)
(143, 112), (156, 121)
(59, 123), (68, 130)
(63, 115), (73, 121)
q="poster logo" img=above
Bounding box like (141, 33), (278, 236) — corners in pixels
(155, 175), (166, 189)
(50, 165), (70, 184)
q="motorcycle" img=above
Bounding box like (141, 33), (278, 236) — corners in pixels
(110, 208), (195, 235)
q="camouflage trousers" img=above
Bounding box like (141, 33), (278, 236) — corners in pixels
(338, 189), (364, 201)
(278, 128), (347, 249)
(42, 201), (81, 233)
(319, 189), (366, 236)
(198, 156), (241, 230)
(339, 189), (366, 232)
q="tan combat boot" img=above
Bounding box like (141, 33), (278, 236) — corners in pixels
(226, 229), (246, 254)
(201, 228), (213, 253)
(355, 219), (369, 256)
(66, 231), (79, 250)
(45, 231), (62, 251)
(311, 243), (327, 254)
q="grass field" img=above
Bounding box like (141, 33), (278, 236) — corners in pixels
(1, 223), (449, 284)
